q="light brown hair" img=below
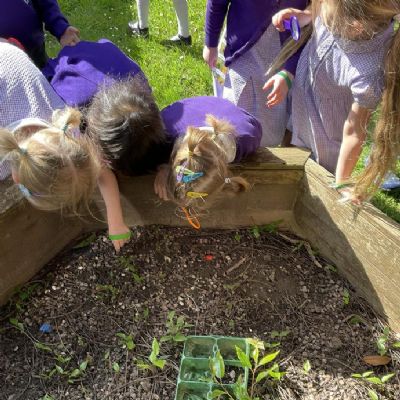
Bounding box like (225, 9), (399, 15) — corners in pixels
(167, 115), (250, 213)
(0, 108), (102, 214)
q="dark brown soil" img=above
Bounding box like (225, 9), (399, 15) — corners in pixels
(0, 226), (399, 400)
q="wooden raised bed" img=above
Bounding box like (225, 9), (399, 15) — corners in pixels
(1, 148), (399, 331)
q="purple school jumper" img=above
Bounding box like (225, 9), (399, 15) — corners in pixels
(205, 0), (308, 72)
(291, 18), (394, 174)
(0, 0), (69, 66)
(42, 39), (151, 107)
(161, 96), (262, 162)
(205, 0), (308, 147)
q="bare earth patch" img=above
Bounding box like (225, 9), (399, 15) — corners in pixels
(1, 226), (399, 399)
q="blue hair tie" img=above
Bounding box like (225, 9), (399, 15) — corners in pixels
(18, 183), (32, 198)
(183, 172), (204, 183)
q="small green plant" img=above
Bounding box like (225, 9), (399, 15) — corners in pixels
(116, 332), (135, 351)
(303, 360), (311, 374)
(11, 283), (40, 312)
(351, 371), (395, 386)
(9, 317), (24, 332)
(376, 327), (390, 356)
(160, 311), (193, 343)
(39, 395), (55, 400)
(112, 362), (120, 373)
(209, 338), (284, 400)
(234, 233), (241, 242)
(137, 338), (167, 371)
(119, 256), (144, 284)
(43, 359), (89, 384)
(343, 289), (350, 306)
(368, 389), (379, 400)
(250, 221), (283, 239)
(149, 338), (166, 369)
(95, 284), (119, 300)
(270, 330), (290, 339)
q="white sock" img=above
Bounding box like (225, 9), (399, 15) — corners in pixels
(136, 0), (149, 29)
(172, 0), (189, 37)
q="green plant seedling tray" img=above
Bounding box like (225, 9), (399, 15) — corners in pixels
(175, 336), (250, 400)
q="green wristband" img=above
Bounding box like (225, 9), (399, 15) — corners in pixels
(277, 71), (292, 90)
(109, 231), (132, 241)
(329, 182), (353, 190)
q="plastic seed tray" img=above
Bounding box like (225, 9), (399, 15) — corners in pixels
(175, 336), (250, 400)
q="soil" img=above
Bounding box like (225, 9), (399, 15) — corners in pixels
(0, 226), (399, 400)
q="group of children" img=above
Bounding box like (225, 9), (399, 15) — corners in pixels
(0, 0), (399, 252)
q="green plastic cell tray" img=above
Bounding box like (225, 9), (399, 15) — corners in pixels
(175, 336), (250, 400)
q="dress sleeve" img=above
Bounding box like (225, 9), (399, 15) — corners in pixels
(204, 0), (230, 48)
(350, 71), (384, 110)
(32, 0), (70, 40)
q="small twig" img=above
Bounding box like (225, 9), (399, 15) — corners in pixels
(226, 257), (247, 274)
(278, 233), (323, 269)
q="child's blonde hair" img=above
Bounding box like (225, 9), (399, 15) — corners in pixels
(270, 0), (400, 199)
(0, 108), (102, 214)
(167, 115), (250, 213)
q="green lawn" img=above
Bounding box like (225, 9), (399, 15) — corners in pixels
(49, 0), (400, 223)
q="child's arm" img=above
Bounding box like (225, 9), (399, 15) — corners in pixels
(32, 0), (80, 46)
(97, 167), (130, 252)
(335, 102), (371, 184)
(272, 7), (312, 32)
(203, 0), (229, 68)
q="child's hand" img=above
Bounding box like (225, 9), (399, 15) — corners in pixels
(263, 72), (292, 108)
(108, 222), (131, 253)
(60, 26), (80, 47)
(272, 8), (312, 31)
(154, 164), (169, 201)
(203, 46), (218, 69)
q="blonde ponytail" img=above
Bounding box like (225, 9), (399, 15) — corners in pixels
(167, 116), (250, 213)
(1, 108), (102, 215)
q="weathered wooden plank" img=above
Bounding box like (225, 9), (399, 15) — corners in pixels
(233, 147), (310, 170)
(90, 173), (300, 231)
(293, 159), (400, 332)
(0, 200), (83, 305)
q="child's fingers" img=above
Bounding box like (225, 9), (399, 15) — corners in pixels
(262, 78), (274, 92)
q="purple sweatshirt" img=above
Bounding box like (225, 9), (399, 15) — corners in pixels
(205, 0), (308, 73)
(42, 39), (151, 107)
(161, 96), (262, 162)
(0, 0), (69, 52)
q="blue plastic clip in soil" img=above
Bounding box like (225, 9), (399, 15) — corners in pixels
(175, 336), (250, 400)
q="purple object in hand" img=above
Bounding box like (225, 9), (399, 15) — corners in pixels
(283, 16), (301, 41)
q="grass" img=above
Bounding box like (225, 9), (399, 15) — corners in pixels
(49, 0), (400, 223)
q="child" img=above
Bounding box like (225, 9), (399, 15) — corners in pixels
(0, 42), (165, 252)
(154, 96), (262, 228)
(42, 39), (152, 108)
(203, 0), (309, 146)
(269, 1), (400, 201)
(0, 0), (80, 68)
(128, 0), (191, 45)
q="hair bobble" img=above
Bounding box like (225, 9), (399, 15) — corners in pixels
(62, 123), (69, 134)
(225, 177), (231, 184)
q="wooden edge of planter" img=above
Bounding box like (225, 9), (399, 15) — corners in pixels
(293, 159), (400, 332)
(88, 147), (311, 231)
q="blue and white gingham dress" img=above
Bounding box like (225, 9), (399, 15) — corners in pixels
(291, 17), (394, 173)
(0, 42), (65, 179)
(223, 24), (288, 147)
